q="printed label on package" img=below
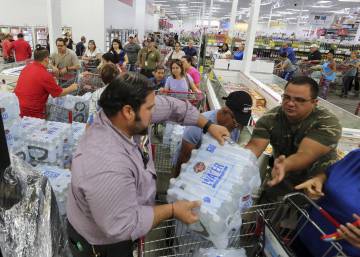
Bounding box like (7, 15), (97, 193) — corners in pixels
(206, 144), (216, 153)
(201, 162), (227, 189)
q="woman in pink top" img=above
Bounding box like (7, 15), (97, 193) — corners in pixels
(181, 55), (201, 88)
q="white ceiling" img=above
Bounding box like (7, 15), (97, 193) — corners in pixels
(155, 0), (360, 24)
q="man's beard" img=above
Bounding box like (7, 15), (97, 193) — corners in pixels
(132, 113), (148, 135)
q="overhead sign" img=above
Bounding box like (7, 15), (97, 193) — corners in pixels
(309, 13), (334, 26)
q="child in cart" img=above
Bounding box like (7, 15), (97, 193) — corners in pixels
(295, 148), (360, 256)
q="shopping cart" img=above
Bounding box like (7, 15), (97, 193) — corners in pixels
(156, 90), (205, 110)
(153, 90), (205, 137)
(137, 192), (349, 257)
(77, 72), (104, 95)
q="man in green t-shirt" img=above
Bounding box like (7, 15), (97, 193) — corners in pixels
(246, 76), (342, 202)
(137, 38), (161, 78)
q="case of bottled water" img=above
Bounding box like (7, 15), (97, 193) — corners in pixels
(71, 122), (86, 152)
(0, 92), (21, 148)
(195, 247), (247, 257)
(167, 134), (260, 249)
(0, 92), (20, 125)
(48, 93), (91, 123)
(163, 122), (185, 156)
(36, 165), (71, 217)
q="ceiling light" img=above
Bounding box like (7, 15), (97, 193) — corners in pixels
(317, 0), (331, 3)
(310, 5), (335, 7)
(338, 0), (360, 1)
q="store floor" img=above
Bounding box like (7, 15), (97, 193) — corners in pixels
(326, 92), (359, 115)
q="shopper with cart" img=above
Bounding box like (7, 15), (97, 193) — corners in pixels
(274, 52), (297, 81)
(164, 59), (200, 93)
(50, 38), (80, 87)
(181, 55), (201, 88)
(137, 38), (161, 78)
(9, 33), (32, 62)
(66, 73), (230, 257)
(149, 65), (166, 90)
(174, 90), (253, 177)
(14, 46), (78, 119)
(123, 34), (141, 72)
(108, 39), (128, 72)
(295, 148), (360, 256)
(320, 51), (337, 99)
(245, 76), (342, 203)
(164, 42), (185, 66)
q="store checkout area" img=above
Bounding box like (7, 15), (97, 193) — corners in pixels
(206, 59), (360, 180)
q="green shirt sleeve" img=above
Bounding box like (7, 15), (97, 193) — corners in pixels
(305, 109), (342, 149)
(251, 108), (278, 140)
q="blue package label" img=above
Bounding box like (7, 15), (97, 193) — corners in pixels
(201, 162), (227, 189)
(43, 170), (61, 178)
(206, 144), (216, 153)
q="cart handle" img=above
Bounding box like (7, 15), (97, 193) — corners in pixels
(156, 89), (203, 95)
(284, 192), (341, 228)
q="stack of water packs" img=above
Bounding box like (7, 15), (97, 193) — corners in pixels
(36, 165), (71, 217)
(47, 93), (91, 123)
(167, 134), (260, 249)
(163, 122), (185, 156)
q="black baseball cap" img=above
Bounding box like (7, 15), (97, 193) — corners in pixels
(223, 91), (252, 126)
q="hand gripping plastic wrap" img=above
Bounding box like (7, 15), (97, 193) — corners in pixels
(167, 134), (260, 249)
(0, 155), (67, 257)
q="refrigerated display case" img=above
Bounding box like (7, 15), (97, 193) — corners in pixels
(206, 69), (360, 155)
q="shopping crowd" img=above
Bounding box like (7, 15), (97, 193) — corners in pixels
(2, 31), (360, 257)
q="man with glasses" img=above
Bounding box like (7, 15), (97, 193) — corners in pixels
(66, 73), (230, 257)
(174, 91), (253, 177)
(245, 76), (342, 202)
(50, 38), (80, 87)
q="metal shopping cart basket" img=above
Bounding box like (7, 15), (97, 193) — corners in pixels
(137, 192), (349, 257)
(153, 90), (205, 138)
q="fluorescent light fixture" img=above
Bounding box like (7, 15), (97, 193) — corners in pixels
(317, 0), (331, 3)
(338, 0), (360, 1)
(310, 5), (335, 7)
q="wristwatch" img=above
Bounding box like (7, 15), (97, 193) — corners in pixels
(202, 120), (213, 134)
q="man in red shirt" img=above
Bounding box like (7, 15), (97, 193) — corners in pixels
(10, 33), (32, 62)
(15, 47), (78, 119)
(1, 34), (14, 63)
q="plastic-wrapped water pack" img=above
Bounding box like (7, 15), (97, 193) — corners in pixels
(36, 165), (71, 217)
(0, 155), (67, 257)
(71, 121), (86, 152)
(0, 92), (20, 148)
(195, 247), (247, 257)
(163, 122), (185, 156)
(47, 92), (91, 123)
(167, 134), (260, 249)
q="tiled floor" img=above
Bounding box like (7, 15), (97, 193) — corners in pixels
(326, 92), (359, 115)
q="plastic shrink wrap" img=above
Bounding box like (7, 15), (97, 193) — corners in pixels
(0, 155), (67, 257)
(167, 134), (260, 249)
(195, 247), (247, 257)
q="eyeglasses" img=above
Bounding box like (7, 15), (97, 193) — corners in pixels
(282, 94), (314, 104)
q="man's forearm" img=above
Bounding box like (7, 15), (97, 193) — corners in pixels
(196, 114), (208, 130)
(152, 204), (173, 228)
(283, 151), (319, 173)
(59, 87), (74, 96)
(67, 65), (80, 71)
